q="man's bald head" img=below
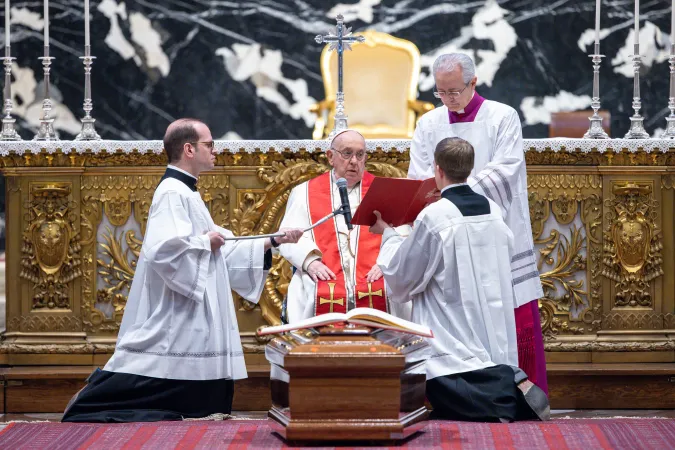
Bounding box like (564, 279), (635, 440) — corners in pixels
(163, 118), (207, 163)
(329, 129), (365, 150)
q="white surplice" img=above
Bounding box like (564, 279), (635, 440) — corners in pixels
(104, 177), (267, 381)
(278, 171), (410, 323)
(408, 103), (544, 306)
(377, 197), (519, 379)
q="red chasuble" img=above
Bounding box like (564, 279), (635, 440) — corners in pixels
(307, 172), (388, 316)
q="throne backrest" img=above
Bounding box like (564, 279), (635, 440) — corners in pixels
(320, 30), (422, 138)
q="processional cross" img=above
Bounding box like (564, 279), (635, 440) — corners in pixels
(315, 15), (365, 138)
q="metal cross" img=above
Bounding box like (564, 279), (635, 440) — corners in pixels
(315, 14), (365, 137)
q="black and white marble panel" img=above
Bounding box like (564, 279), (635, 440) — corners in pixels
(0, 0), (673, 140)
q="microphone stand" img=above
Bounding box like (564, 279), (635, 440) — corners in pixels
(219, 207), (347, 241)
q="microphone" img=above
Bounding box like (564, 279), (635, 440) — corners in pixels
(335, 177), (353, 230)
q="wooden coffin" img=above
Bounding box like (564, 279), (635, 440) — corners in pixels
(265, 324), (429, 442)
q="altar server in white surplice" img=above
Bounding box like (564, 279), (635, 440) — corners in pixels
(62, 119), (302, 423)
(278, 130), (410, 324)
(408, 53), (548, 395)
(373, 137), (549, 423)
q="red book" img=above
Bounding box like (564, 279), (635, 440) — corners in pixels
(351, 177), (437, 227)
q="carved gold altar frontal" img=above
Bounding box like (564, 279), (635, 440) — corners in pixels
(1, 138), (675, 365)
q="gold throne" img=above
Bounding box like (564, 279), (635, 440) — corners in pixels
(311, 30), (435, 140)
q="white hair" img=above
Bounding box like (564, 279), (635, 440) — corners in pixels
(329, 129), (365, 148)
(432, 53), (476, 84)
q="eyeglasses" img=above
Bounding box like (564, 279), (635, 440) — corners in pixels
(332, 148), (366, 161)
(434, 82), (471, 99)
(190, 141), (215, 150)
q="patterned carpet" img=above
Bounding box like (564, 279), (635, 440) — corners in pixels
(0, 418), (674, 449)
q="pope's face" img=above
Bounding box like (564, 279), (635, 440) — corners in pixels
(327, 131), (366, 188)
(434, 68), (477, 112)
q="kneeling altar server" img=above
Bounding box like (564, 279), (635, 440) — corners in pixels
(62, 119), (303, 422)
(372, 137), (549, 422)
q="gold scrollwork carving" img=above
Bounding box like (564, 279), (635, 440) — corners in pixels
(581, 195), (603, 332)
(230, 191), (267, 238)
(4, 148), (671, 168)
(103, 195), (132, 227)
(528, 191), (550, 240)
(602, 182), (663, 307)
(20, 183), (82, 309)
(665, 314), (675, 329)
(80, 175), (160, 333)
(602, 312), (664, 330)
(199, 175), (230, 228)
(538, 225), (587, 313)
(662, 175), (675, 190)
(544, 341), (675, 352)
(551, 191), (580, 225)
(81, 175), (161, 191)
(528, 175), (603, 338)
(97, 226), (141, 324)
(8, 315), (81, 332)
(526, 150), (675, 166)
(539, 299), (586, 337)
(0, 343), (116, 354)
(365, 158), (408, 178)
(257, 159), (329, 195)
(526, 151), (605, 166)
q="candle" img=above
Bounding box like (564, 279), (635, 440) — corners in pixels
(85, 0), (89, 47)
(5, 0), (9, 45)
(594, 0), (601, 45)
(634, 0), (639, 47)
(671, 0), (674, 45)
(43, 0), (48, 45)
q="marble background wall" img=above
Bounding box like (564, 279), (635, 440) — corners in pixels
(0, 0), (673, 141)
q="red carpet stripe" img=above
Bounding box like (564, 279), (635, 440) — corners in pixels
(229, 423), (259, 450)
(490, 423), (515, 450)
(120, 424), (158, 450)
(175, 424), (208, 450)
(459, 423), (495, 449)
(589, 423), (616, 450)
(508, 423), (548, 448)
(440, 423), (462, 450)
(540, 423), (569, 450)
(77, 426), (107, 450)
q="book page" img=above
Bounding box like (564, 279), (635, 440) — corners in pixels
(257, 312), (347, 335)
(345, 308), (433, 337)
(258, 308), (433, 338)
